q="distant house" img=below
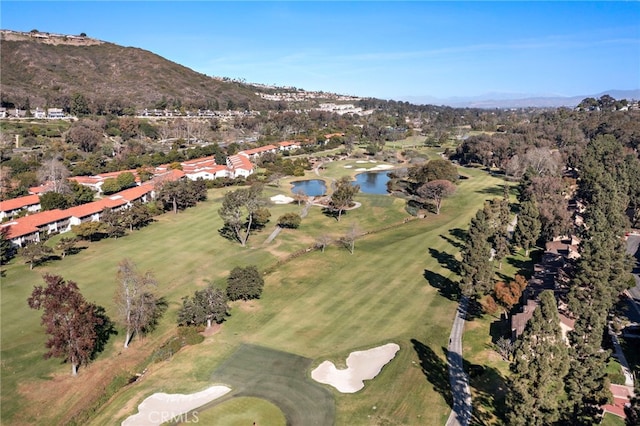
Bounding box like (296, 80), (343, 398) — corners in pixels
(69, 169), (139, 193)
(33, 108), (46, 119)
(278, 140), (301, 151)
(47, 108), (65, 119)
(1, 209), (70, 247)
(510, 299), (575, 344)
(226, 154), (254, 178)
(0, 194), (41, 220)
(239, 145), (278, 160)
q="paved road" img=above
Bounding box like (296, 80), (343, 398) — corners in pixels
(445, 296), (472, 426)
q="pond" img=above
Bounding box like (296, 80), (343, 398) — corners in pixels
(353, 171), (391, 195)
(290, 179), (327, 197)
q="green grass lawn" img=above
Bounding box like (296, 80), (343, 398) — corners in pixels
(1, 162), (507, 425)
(187, 397), (286, 426)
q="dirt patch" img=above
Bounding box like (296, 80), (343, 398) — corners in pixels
(200, 323), (222, 337)
(16, 331), (172, 425)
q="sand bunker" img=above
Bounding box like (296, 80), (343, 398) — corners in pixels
(122, 385), (231, 426)
(270, 194), (294, 204)
(311, 343), (400, 393)
(370, 164), (394, 171)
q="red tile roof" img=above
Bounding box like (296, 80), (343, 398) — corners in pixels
(240, 145), (278, 156)
(1, 209), (70, 239)
(117, 185), (154, 201)
(0, 194), (40, 212)
(227, 154), (253, 171)
(278, 140), (300, 147)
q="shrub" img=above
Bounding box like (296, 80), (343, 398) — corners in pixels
(226, 265), (264, 301)
(277, 213), (301, 229)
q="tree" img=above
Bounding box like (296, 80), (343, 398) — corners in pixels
(157, 179), (207, 214)
(251, 207), (271, 229)
(408, 158), (458, 187)
(37, 158), (70, 194)
(277, 212), (301, 229)
(0, 227), (16, 264)
(114, 258), (160, 348)
(68, 180), (95, 205)
(19, 242), (54, 269)
(339, 223), (361, 254)
(121, 201), (152, 231)
(100, 209), (126, 239)
(293, 189), (307, 206)
(100, 178), (121, 195)
(513, 197), (541, 256)
(226, 265), (264, 301)
(39, 191), (70, 211)
(219, 185), (268, 246)
(177, 285), (229, 328)
(505, 291), (569, 425)
(67, 120), (102, 152)
(330, 176), (359, 221)
(70, 93), (90, 116)
(116, 172), (136, 190)
(72, 221), (108, 241)
(493, 279), (524, 312)
(55, 237), (77, 258)
(27, 274), (108, 376)
(495, 336), (514, 361)
(315, 234), (332, 252)
(460, 208), (493, 296)
(416, 179), (456, 215)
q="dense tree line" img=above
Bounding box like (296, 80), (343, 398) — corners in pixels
(501, 134), (639, 424)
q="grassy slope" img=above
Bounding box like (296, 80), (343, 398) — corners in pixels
(1, 162), (505, 425)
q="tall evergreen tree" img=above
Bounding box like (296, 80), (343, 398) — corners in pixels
(460, 208), (493, 296)
(506, 291), (569, 426)
(514, 197), (541, 256)
(564, 134), (632, 425)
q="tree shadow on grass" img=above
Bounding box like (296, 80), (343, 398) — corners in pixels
(449, 228), (468, 243)
(505, 256), (535, 277)
(466, 298), (485, 321)
(489, 315), (511, 345)
(91, 305), (117, 360)
(428, 248), (460, 274)
(320, 206), (339, 221)
(440, 234), (465, 250)
(411, 339), (452, 407)
(424, 269), (460, 302)
(442, 346), (508, 426)
(476, 186), (505, 196)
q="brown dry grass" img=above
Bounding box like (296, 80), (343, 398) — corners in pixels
(15, 336), (160, 425)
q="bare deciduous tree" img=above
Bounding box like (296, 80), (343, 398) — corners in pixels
(114, 258), (159, 348)
(37, 158), (70, 193)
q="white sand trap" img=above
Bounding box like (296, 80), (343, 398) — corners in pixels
(371, 164), (394, 170)
(356, 160), (367, 163)
(311, 343), (400, 393)
(355, 168), (367, 171)
(122, 385), (231, 426)
(344, 165), (353, 168)
(270, 194), (294, 204)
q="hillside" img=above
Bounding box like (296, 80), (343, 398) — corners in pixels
(0, 30), (273, 111)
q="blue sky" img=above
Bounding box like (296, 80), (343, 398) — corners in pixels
(1, 1), (639, 100)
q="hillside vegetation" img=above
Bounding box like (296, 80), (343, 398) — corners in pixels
(0, 33), (270, 111)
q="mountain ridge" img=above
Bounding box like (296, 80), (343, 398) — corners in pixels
(400, 89), (640, 109)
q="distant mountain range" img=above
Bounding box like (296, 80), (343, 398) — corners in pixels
(400, 90), (640, 109)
